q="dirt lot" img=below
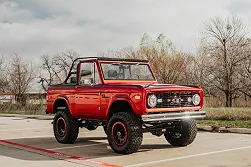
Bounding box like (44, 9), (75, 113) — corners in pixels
(0, 116), (251, 167)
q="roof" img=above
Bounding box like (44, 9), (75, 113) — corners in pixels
(74, 57), (149, 63)
(64, 57), (149, 83)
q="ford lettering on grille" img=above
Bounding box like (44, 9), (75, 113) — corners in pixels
(154, 92), (195, 108)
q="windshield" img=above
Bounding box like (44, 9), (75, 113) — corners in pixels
(100, 62), (155, 80)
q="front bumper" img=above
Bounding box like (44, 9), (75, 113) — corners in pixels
(141, 111), (206, 122)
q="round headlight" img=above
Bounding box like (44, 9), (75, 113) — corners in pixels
(192, 94), (200, 105)
(147, 94), (157, 108)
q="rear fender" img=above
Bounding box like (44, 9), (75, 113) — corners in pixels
(53, 96), (72, 114)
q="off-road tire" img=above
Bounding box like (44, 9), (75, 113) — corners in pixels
(107, 112), (143, 154)
(53, 110), (79, 144)
(164, 119), (197, 146)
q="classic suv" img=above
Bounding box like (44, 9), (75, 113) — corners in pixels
(46, 57), (205, 154)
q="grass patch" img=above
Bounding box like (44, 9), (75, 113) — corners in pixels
(0, 110), (45, 115)
(204, 107), (251, 120)
(199, 107), (251, 128)
(198, 120), (251, 128)
(0, 104), (46, 115)
(0, 111), (21, 114)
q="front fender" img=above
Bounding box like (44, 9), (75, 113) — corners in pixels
(105, 95), (140, 119)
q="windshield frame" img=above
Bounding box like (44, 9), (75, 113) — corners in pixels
(98, 60), (156, 82)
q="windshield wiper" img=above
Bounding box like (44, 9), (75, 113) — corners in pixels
(145, 83), (154, 88)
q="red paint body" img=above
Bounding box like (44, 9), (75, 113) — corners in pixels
(46, 59), (204, 120)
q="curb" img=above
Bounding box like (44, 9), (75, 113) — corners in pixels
(198, 125), (251, 135)
(0, 114), (53, 120)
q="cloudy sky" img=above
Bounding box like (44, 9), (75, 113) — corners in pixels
(1, 0), (251, 61)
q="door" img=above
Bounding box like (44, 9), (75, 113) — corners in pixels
(75, 61), (102, 119)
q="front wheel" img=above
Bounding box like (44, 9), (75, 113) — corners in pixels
(53, 110), (79, 144)
(107, 112), (143, 154)
(164, 119), (197, 146)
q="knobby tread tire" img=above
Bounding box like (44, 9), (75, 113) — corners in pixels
(164, 119), (197, 146)
(107, 112), (143, 154)
(53, 110), (79, 144)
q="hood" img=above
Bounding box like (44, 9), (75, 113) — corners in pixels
(138, 83), (202, 92)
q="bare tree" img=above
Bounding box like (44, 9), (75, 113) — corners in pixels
(240, 57), (251, 97)
(0, 55), (8, 92)
(39, 50), (79, 91)
(7, 54), (36, 105)
(116, 33), (191, 84)
(200, 16), (251, 107)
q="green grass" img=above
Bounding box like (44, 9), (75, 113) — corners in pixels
(203, 107), (251, 120)
(197, 120), (251, 128)
(0, 110), (45, 115)
(0, 104), (46, 115)
(0, 111), (20, 114)
(199, 107), (251, 128)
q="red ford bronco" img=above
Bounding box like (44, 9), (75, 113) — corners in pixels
(46, 57), (205, 154)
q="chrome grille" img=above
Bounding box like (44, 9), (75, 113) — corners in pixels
(154, 92), (196, 108)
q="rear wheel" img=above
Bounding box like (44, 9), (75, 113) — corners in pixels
(164, 119), (197, 146)
(53, 110), (79, 144)
(107, 112), (143, 154)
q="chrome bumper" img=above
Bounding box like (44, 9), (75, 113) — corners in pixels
(141, 111), (206, 122)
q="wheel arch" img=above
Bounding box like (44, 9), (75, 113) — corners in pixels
(53, 96), (71, 114)
(106, 99), (136, 120)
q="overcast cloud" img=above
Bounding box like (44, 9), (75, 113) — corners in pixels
(1, 0), (251, 60)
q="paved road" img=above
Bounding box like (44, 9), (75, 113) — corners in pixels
(0, 116), (251, 167)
